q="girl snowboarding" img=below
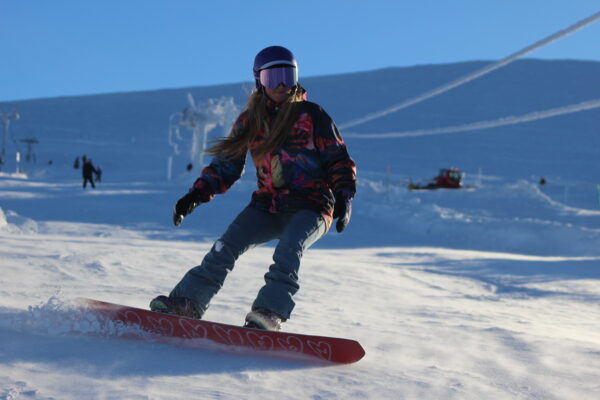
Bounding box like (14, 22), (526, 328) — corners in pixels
(150, 46), (356, 330)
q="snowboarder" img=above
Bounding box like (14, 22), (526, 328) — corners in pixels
(150, 46), (356, 331)
(82, 158), (98, 189)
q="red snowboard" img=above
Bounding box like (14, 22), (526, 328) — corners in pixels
(77, 298), (365, 364)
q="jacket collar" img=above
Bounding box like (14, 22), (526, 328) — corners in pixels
(263, 85), (307, 115)
(264, 95), (283, 115)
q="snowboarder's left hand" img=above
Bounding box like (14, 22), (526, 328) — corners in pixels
(333, 191), (353, 233)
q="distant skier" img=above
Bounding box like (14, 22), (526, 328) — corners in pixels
(150, 46), (356, 331)
(73, 157), (80, 169)
(82, 158), (98, 189)
(95, 166), (102, 182)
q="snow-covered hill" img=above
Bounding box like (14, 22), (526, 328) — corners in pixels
(0, 59), (599, 399)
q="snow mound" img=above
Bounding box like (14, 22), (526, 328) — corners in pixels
(0, 208), (38, 234)
(356, 178), (600, 256)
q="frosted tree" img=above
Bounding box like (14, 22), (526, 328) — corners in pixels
(167, 93), (239, 180)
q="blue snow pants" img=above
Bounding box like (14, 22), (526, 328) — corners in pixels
(170, 205), (327, 320)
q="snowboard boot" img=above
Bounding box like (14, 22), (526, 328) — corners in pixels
(149, 295), (201, 319)
(243, 308), (285, 331)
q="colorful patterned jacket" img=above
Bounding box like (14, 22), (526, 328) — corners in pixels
(192, 100), (356, 230)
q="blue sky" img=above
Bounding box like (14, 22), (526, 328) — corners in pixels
(1, 0), (599, 101)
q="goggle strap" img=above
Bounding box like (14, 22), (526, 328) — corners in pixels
(259, 60), (297, 70)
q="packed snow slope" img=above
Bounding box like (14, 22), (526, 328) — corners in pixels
(0, 59), (599, 399)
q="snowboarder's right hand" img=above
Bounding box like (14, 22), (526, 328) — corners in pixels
(172, 181), (214, 227)
(173, 192), (201, 226)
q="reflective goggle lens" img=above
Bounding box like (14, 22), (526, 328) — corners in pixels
(259, 67), (298, 89)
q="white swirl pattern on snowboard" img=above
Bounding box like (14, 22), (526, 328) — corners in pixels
(111, 309), (333, 361)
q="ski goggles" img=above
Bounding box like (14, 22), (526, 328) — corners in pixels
(259, 66), (298, 89)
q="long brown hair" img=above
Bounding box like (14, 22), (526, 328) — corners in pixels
(206, 86), (305, 161)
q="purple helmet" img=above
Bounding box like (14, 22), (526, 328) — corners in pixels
(253, 46), (298, 88)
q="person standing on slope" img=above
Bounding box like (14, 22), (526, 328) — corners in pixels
(150, 46), (356, 331)
(82, 158), (98, 189)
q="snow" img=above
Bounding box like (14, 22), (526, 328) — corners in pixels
(1, 59), (600, 399)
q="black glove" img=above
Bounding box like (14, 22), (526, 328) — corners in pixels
(173, 191), (202, 227)
(333, 191), (353, 233)
(173, 179), (214, 226)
